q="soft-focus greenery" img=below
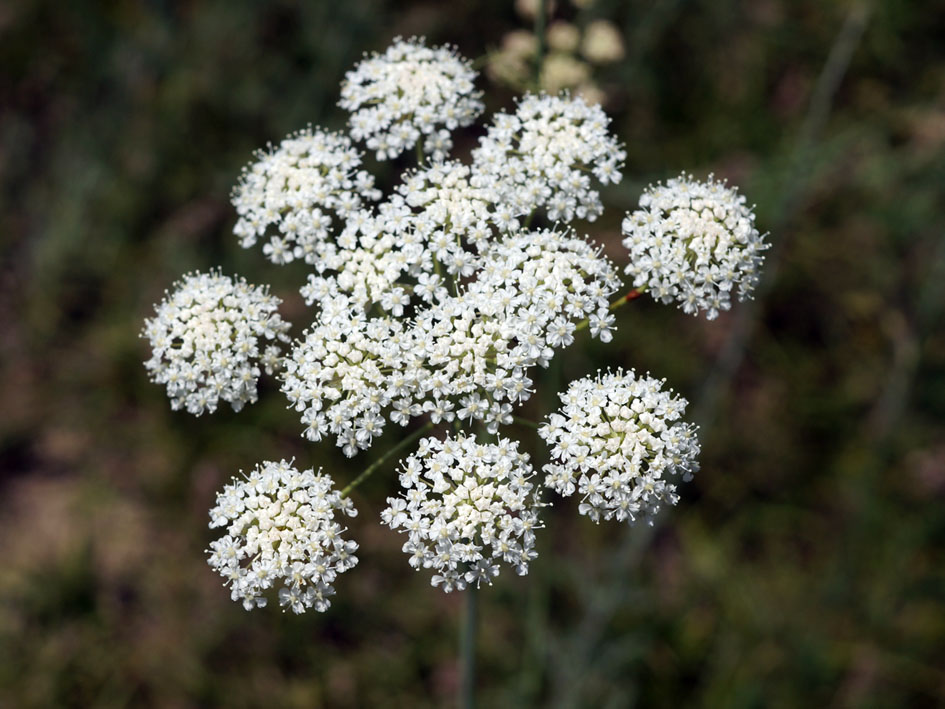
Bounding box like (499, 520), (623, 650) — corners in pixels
(2, 1), (944, 706)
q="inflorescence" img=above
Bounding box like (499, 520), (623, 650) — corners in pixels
(540, 369), (700, 525)
(340, 37), (484, 161)
(142, 270), (290, 416)
(622, 173), (767, 319)
(140, 36), (766, 612)
(381, 433), (542, 591)
(206, 460), (359, 613)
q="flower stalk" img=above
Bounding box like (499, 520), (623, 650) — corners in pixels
(340, 421), (435, 498)
(461, 585), (478, 709)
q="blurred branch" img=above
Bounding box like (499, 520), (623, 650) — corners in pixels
(693, 2), (872, 435)
(867, 231), (945, 439)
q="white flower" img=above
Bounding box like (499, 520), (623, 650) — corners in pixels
(539, 369), (700, 525)
(206, 460), (358, 613)
(471, 93), (625, 223)
(622, 173), (767, 319)
(141, 270), (290, 415)
(232, 126), (380, 266)
(381, 433), (543, 591)
(340, 37), (484, 161)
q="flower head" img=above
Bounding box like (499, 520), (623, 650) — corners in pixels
(540, 369), (700, 525)
(472, 93), (625, 222)
(381, 433), (543, 591)
(340, 37), (484, 161)
(142, 270), (290, 415)
(281, 313), (422, 457)
(622, 173), (767, 319)
(207, 460), (358, 613)
(232, 126), (380, 266)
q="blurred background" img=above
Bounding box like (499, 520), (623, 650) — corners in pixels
(2, 0), (944, 706)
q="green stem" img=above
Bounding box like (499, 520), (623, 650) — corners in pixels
(461, 584), (478, 709)
(512, 416), (540, 430)
(339, 421), (434, 498)
(416, 138), (425, 166)
(533, 0), (546, 91)
(574, 288), (644, 333)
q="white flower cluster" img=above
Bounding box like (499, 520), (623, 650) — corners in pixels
(472, 93), (625, 222)
(284, 228), (620, 455)
(622, 173), (767, 319)
(413, 228), (621, 433)
(142, 271), (290, 415)
(139, 36), (765, 612)
(540, 369), (700, 525)
(340, 37), (484, 161)
(232, 127), (381, 266)
(206, 460), (359, 613)
(300, 161), (506, 316)
(282, 314), (422, 457)
(381, 434), (542, 591)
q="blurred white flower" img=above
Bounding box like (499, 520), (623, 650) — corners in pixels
(581, 20), (625, 64)
(547, 21), (581, 53)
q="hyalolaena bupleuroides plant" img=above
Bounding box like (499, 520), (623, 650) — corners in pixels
(142, 36), (767, 616)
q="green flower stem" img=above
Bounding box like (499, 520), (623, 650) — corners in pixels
(340, 421), (435, 498)
(512, 416), (540, 430)
(574, 288), (644, 333)
(532, 0), (546, 91)
(461, 584), (478, 709)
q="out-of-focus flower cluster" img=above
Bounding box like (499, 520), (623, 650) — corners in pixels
(206, 460), (359, 613)
(142, 271), (290, 415)
(622, 173), (767, 319)
(381, 434), (542, 591)
(140, 33), (766, 611)
(540, 369), (700, 524)
(487, 3), (625, 105)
